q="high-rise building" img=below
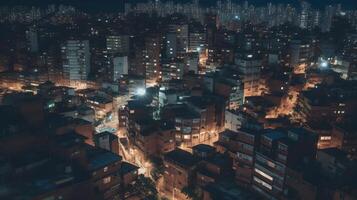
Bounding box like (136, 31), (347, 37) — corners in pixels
(168, 24), (189, 57)
(113, 56), (129, 81)
(299, 1), (311, 29)
(62, 40), (91, 81)
(165, 33), (177, 59)
(161, 59), (185, 81)
(235, 53), (262, 97)
(289, 40), (313, 68)
(185, 52), (199, 74)
(106, 35), (130, 55)
(143, 35), (162, 84)
(188, 32), (206, 52)
(26, 27), (39, 53)
(252, 128), (318, 199)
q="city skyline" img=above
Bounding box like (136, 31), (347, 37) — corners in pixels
(1, 0), (357, 9)
(0, 0), (357, 200)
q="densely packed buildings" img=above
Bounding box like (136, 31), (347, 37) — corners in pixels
(1, 0), (357, 199)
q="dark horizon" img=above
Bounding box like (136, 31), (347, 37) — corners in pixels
(0, 0), (356, 10)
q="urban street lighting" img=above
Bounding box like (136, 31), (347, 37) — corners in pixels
(320, 61), (328, 68)
(136, 88), (146, 96)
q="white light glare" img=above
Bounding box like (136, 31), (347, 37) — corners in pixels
(136, 88), (146, 96)
(321, 61), (328, 68)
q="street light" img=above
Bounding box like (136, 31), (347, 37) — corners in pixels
(319, 58), (329, 69)
(320, 61), (328, 68)
(136, 88), (146, 96)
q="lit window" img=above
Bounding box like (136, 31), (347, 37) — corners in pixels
(104, 167), (108, 172)
(253, 177), (272, 190)
(103, 176), (111, 184)
(254, 168), (273, 181)
(267, 161), (275, 168)
(183, 135), (191, 140)
(320, 136), (331, 141)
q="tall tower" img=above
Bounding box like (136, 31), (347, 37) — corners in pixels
(26, 26), (39, 53)
(106, 35), (130, 55)
(167, 24), (189, 58)
(299, 1), (310, 29)
(113, 56), (128, 81)
(62, 40), (91, 81)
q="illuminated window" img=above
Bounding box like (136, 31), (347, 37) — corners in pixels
(320, 136), (331, 141)
(104, 167), (108, 172)
(267, 161), (275, 168)
(103, 176), (111, 184)
(254, 168), (273, 181)
(183, 135), (191, 140)
(253, 177), (272, 190)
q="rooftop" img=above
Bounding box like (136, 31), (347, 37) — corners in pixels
(320, 148), (348, 160)
(0, 157), (86, 200)
(55, 132), (87, 148)
(263, 129), (286, 141)
(164, 148), (198, 169)
(192, 144), (216, 154)
(86, 146), (122, 171)
(186, 95), (223, 109)
(87, 96), (112, 104)
(120, 161), (139, 175)
(165, 104), (200, 119)
(203, 181), (258, 200)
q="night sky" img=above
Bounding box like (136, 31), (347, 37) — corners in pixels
(0, 0), (356, 10)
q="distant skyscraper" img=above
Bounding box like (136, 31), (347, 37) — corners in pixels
(26, 27), (39, 53)
(188, 32), (206, 52)
(144, 35), (162, 84)
(322, 5), (335, 32)
(235, 53), (262, 97)
(289, 40), (312, 67)
(161, 59), (185, 81)
(168, 24), (189, 57)
(106, 35), (130, 55)
(62, 40), (91, 81)
(310, 10), (321, 29)
(113, 56), (128, 81)
(299, 1), (310, 29)
(165, 33), (177, 59)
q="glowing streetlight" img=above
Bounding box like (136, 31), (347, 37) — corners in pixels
(136, 88), (146, 96)
(320, 61), (328, 68)
(319, 58), (329, 69)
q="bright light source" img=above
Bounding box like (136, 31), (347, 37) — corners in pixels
(196, 47), (201, 52)
(320, 61), (328, 68)
(136, 88), (146, 96)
